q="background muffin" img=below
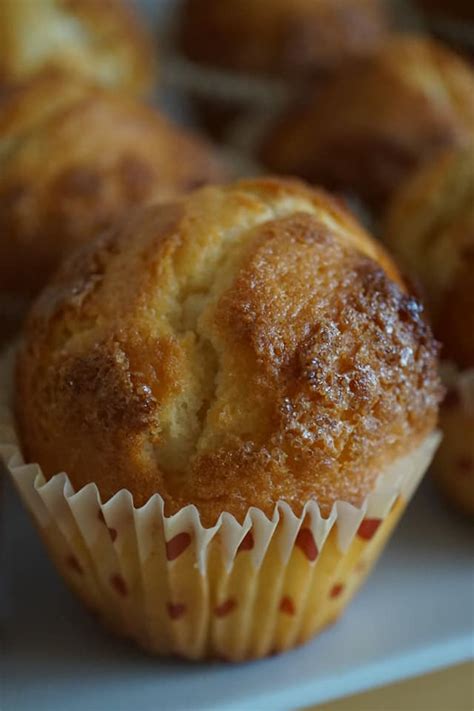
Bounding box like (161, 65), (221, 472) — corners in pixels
(179, 0), (390, 80)
(416, 0), (474, 22)
(433, 370), (474, 516)
(177, 0), (391, 140)
(262, 36), (474, 210)
(11, 177), (441, 660)
(385, 145), (474, 514)
(0, 0), (154, 95)
(385, 145), (474, 367)
(0, 70), (225, 303)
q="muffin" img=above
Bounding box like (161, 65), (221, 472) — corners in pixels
(0, 0), (154, 95)
(177, 0), (391, 140)
(262, 36), (474, 210)
(3, 178), (441, 660)
(385, 145), (474, 514)
(179, 0), (390, 79)
(0, 70), (225, 339)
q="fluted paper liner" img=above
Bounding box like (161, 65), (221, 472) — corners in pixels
(0, 348), (440, 660)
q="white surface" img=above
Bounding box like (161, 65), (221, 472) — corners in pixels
(2, 475), (473, 711)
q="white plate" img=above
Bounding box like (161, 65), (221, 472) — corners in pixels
(2, 476), (472, 711)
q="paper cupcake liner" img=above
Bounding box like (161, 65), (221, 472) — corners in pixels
(0, 348), (440, 660)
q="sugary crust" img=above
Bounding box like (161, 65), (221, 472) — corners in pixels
(16, 178), (442, 525)
(384, 144), (474, 368)
(0, 0), (154, 95)
(261, 36), (474, 208)
(179, 0), (390, 79)
(0, 71), (226, 296)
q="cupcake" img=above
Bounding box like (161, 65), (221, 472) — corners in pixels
(2, 178), (441, 660)
(385, 145), (474, 514)
(0, 70), (225, 343)
(0, 0), (154, 95)
(176, 0), (391, 140)
(261, 36), (474, 210)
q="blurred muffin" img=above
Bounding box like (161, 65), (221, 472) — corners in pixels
(385, 145), (474, 366)
(434, 370), (474, 516)
(180, 0), (390, 79)
(262, 36), (474, 210)
(0, 0), (154, 95)
(416, 0), (474, 22)
(177, 0), (391, 140)
(385, 145), (474, 514)
(10, 178), (441, 659)
(0, 70), (225, 305)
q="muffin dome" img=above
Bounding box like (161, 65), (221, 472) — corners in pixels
(16, 178), (442, 526)
(0, 0), (153, 95)
(0, 71), (225, 297)
(385, 144), (474, 369)
(179, 0), (390, 79)
(262, 36), (474, 208)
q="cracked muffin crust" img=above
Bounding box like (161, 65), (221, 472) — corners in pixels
(0, 70), (226, 298)
(0, 0), (154, 95)
(16, 178), (442, 526)
(261, 36), (474, 209)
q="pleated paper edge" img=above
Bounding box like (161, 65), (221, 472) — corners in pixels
(0, 344), (441, 574)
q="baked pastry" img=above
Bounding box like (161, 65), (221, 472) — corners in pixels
(0, 0), (154, 95)
(0, 70), (225, 302)
(262, 36), (474, 209)
(416, 1), (474, 22)
(177, 0), (391, 140)
(385, 145), (474, 514)
(6, 178), (441, 659)
(179, 0), (390, 79)
(385, 145), (474, 368)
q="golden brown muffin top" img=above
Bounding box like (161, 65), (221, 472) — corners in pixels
(179, 0), (390, 78)
(385, 145), (474, 369)
(16, 178), (442, 525)
(0, 70), (225, 296)
(0, 0), (154, 95)
(262, 36), (474, 208)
